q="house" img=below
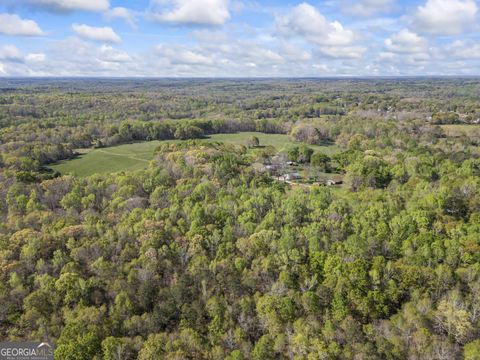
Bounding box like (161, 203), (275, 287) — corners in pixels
(287, 173), (302, 181)
(326, 179), (343, 186)
(279, 173), (302, 181)
(265, 164), (279, 171)
(286, 161), (297, 166)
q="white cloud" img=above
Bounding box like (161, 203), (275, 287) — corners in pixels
(31, 0), (110, 12)
(379, 52), (395, 61)
(413, 0), (477, 35)
(148, 35), (288, 76)
(277, 4), (329, 40)
(151, 0), (230, 26)
(443, 41), (480, 59)
(342, 0), (394, 16)
(0, 14), (45, 36)
(319, 46), (366, 59)
(385, 29), (428, 54)
(17, 37), (138, 76)
(72, 24), (121, 43)
(199, 38), (285, 66)
(312, 63), (329, 72)
(378, 51), (431, 68)
(26, 53), (46, 62)
(97, 45), (131, 63)
(279, 42), (312, 62)
(380, 29), (431, 67)
(4, 0), (480, 77)
(277, 4), (354, 46)
(104, 7), (137, 29)
(276, 3), (364, 59)
(192, 29), (229, 43)
(156, 44), (214, 65)
(0, 45), (22, 61)
(253, 48), (284, 63)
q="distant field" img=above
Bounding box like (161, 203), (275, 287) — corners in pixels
(49, 132), (341, 177)
(205, 132), (340, 155)
(440, 124), (480, 137)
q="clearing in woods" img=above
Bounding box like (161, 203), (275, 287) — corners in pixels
(49, 132), (340, 177)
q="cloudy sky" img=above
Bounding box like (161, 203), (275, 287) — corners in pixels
(0, 0), (479, 77)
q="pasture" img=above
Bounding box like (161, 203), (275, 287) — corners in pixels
(49, 132), (340, 177)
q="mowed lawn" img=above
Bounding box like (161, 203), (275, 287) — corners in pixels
(50, 132), (341, 177)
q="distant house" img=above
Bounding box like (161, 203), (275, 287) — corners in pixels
(265, 164), (279, 171)
(279, 173), (302, 181)
(286, 161), (297, 166)
(264, 164), (280, 176)
(326, 179), (343, 186)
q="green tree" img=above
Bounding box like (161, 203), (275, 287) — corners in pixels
(311, 153), (331, 172)
(247, 135), (260, 148)
(465, 340), (480, 360)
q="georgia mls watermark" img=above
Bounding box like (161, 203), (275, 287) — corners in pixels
(0, 342), (54, 360)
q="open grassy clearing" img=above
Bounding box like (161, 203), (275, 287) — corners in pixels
(49, 142), (162, 177)
(440, 124), (480, 137)
(49, 132), (341, 177)
(207, 132), (339, 155)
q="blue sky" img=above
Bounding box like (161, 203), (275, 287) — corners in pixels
(0, 0), (479, 76)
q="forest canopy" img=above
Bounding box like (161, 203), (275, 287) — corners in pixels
(1, 79), (480, 359)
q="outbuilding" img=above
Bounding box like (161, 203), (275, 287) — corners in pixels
(326, 179), (343, 186)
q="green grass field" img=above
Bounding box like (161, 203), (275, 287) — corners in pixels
(50, 132), (341, 177)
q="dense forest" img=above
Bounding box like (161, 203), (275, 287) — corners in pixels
(1, 78), (480, 359)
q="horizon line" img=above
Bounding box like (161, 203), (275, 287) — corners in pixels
(1, 75), (480, 80)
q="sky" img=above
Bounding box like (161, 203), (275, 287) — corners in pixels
(0, 0), (479, 77)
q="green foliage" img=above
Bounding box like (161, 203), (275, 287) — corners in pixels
(465, 340), (480, 360)
(431, 112), (460, 124)
(55, 324), (102, 360)
(288, 145), (314, 163)
(101, 337), (138, 360)
(311, 152), (331, 172)
(174, 125), (204, 140)
(50, 133), (340, 177)
(2, 79), (480, 359)
(252, 335), (276, 360)
(247, 135), (260, 148)
(345, 154), (392, 190)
